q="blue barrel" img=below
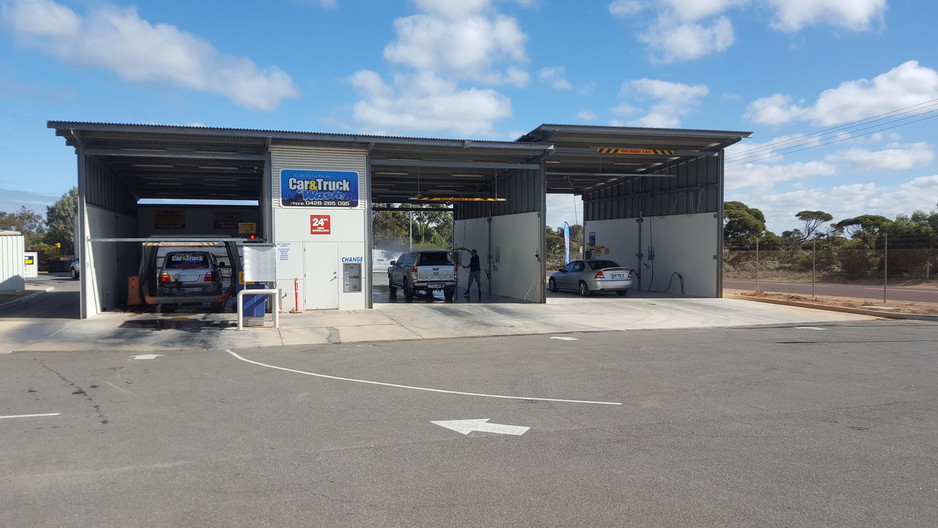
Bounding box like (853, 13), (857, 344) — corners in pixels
(239, 282), (267, 317)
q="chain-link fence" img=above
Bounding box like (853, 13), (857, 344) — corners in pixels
(725, 234), (938, 301)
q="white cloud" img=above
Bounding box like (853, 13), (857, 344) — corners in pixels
(725, 160), (837, 191)
(538, 67), (573, 90)
(350, 71), (512, 137)
(608, 0), (644, 18)
(768, 0), (887, 32)
(826, 143), (935, 171)
(577, 110), (598, 121)
(352, 0), (529, 135)
(1, 0), (299, 110)
(610, 0), (886, 64)
(383, 1), (528, 86)
(638, 16), (734, 63)
(616, 78), (708, 127)
(746, 61), (938, 127)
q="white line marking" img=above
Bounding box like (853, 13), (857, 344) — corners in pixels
(0, 413), (61, 420)
(550, 336), (578, 341)
(225, 350), (621, 406)
(795, 327), (827, 331)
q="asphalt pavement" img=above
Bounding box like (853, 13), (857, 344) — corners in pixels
(3, 321), (937, 527)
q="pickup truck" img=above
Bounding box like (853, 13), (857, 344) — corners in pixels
(388, 249), (458, 302)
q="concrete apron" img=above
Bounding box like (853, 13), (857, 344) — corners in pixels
(5, 292), (880, 353)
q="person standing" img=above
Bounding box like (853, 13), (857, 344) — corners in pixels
(464, 249), (481, 296)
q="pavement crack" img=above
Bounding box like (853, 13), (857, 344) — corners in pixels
(35, 359), (110, 425)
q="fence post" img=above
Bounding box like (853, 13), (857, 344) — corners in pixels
(883, 232), (888, 304)
(812, 239), (816, 299)
(756, 238), (759, 290)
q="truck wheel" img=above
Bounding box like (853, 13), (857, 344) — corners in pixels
(160, 304), (177, 313)
(389, 282), (397, 297)
(444, 287), (455, 302)
(404, 281), (414, 301)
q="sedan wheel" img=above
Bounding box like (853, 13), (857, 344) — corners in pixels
(548, 278), (558, 292)
(578, 281), (590, 297)
(616, 290), (628, 296)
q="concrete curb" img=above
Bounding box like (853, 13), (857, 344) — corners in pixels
(727, 294), (938, 322)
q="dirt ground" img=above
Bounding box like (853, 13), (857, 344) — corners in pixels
(725, 288), (938, 316)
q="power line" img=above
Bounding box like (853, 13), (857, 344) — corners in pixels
(725, 97), (938, 167)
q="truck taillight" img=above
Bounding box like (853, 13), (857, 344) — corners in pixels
(159, 273), (171, 283)
(410, 267), (418, 281)
(454, 266), (458, 278)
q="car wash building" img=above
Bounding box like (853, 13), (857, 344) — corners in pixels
(48, 122), (749, 319)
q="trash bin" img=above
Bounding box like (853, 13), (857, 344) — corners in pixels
(239, 282), (267, 317)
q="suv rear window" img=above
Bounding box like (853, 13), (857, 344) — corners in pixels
(164, 252), (212, 269)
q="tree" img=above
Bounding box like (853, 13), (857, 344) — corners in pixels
(0, 206), (46, 248)
(835, 215), (892, 248)
(45, 187), (78, 255)
(723, 201), (767, 249)
(795, 210), (833, 241)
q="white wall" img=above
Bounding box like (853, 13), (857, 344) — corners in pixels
(585, 212), (719, 297)
(271, 146), (368, 310)
(85, 205), (138, 314)
(455, 212), (542, 302)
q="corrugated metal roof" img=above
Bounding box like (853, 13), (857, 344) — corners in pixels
(48, 121), (749, 201)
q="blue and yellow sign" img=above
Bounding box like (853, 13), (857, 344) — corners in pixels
(280, 169), (359, 207)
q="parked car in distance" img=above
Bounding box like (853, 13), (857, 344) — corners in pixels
(548, 259), (634, 297)
(155, 251), (225, 312)
(70, 259), (80, 280)
(388, 249), (458, 302)
(372, 249), (398, 272)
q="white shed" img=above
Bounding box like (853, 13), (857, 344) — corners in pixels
(0, 231), (27, 292)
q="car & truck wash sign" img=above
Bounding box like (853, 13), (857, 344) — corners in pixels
(280, 169), (359, 207)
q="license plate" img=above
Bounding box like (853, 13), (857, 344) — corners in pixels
(428, 283), (443, 288)
(610, 274), (626, 280)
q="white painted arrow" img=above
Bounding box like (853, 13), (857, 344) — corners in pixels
(131, 354), (164, 360)
(431, 419), (529, 436)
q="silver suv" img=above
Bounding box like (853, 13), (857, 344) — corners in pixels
(388, 250), (458, 302)
(155, 251), (225, 311)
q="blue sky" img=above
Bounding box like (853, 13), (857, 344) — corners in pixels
(2, 0), (936, 235)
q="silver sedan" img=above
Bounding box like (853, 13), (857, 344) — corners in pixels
(548, 259), (635, 297)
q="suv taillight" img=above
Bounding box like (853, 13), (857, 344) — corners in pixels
(159, 273), (172, 283)
(203, 272), (213, 281)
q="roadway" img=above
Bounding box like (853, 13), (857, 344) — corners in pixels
(2, 322), (937, 526)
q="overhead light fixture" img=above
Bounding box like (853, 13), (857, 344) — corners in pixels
(132, 164), (173, 168)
